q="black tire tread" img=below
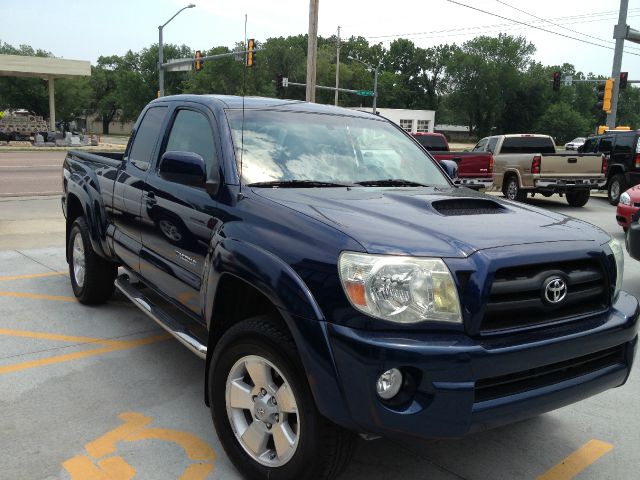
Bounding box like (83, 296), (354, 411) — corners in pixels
(211, 316), (356, 480)
(565, 189), (590, 207)
(608, 174), (626, 206)
(68, 216), (117, 304)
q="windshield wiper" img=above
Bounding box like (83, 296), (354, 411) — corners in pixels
(247, 180), (353, 188)
(354, 179), (429, 187)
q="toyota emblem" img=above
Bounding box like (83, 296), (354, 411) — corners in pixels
(543, 277), (567, 304)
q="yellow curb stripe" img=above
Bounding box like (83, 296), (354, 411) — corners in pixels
(0, 291), (76, 302)
(537, 439), (614, 480)
(0, 334), (170, 376)
(0, 271), (67, 281)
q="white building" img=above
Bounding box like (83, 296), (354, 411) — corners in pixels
(352, 108), (436, 134)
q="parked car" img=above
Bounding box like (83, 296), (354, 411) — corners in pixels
(580, 130), (640, 205)
(474, 134), (605, 206)
(62, 96), (638, 480)
(564, 137), (586, 150)
(616, 185), (640, 231)
(412, 132), (494, 190)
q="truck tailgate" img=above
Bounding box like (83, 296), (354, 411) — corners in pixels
(540, 154), (603, 177)
(431, 152), (493, 179)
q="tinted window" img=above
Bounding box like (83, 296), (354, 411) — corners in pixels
(473, 138), (488, 152)
(613, 134), (635, 154)
(582, 138), (597, 153)
(165, 110), (216, 175)
(226, 110), (449, 187)
(598, 137), (614, 153)
(414, 135), (447, 151)
(500, 136), (555, 154)
(129, 106), (168, 171)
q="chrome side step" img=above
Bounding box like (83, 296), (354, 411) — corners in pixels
(115, 275), (207, 359)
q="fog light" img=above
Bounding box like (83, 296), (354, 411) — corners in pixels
(376, 368), (403, 400)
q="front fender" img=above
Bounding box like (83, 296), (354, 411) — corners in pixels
(202, 237), (357, 430)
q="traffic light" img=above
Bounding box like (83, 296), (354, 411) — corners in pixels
(620, 71), (628, 90)
(276, 74), (284, 92)
(247, 39), (256, 68)
(596, 78), (614, 113)
(552, 71), (561, 91)
(195, 50), (203, 72)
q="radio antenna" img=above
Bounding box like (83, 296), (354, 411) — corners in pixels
(238, 13), (248, 198)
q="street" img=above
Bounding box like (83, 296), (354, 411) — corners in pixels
(0, 151), (66, 197)
(1, 169), (639, 479)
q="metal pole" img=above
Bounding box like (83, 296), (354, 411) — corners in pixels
(306, 0), (319, 102)
(158, 26), (164, 97)
(606, 0), (628, 128)
(334, 26), (340, 106)
(48, 76), (55, 132)
(373, 66), (378, 114)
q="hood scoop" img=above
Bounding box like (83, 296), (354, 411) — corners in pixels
(431, 198), (507, 216)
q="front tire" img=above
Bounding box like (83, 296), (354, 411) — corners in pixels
(209, 316), (356, 480)
(565, 189), (590, 207)
(68, 216), (117, 304)
(608, 174), (626, 205)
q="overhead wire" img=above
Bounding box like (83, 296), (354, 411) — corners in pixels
(493, 0), (640, 53)
(444, 0), (640, 57)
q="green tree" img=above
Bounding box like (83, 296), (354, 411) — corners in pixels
(534, 102), (591, 144)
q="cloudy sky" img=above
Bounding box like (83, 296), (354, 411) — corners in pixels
(3, 0), (639, 75)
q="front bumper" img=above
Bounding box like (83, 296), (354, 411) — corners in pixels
(616, 203), (638, 229)
(327, 291), (638, 439)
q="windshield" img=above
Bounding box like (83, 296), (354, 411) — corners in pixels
(571, 137), (585, 143)
(226, 110), (450, 187)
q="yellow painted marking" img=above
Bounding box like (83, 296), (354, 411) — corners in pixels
(0, 328), (108, 345)
(64, 412), (216, 480)
(0, 291), (76, 302)
(0, 334), (170, 376)
(0, 271), (66, 281)
(537, 439), (614, 480)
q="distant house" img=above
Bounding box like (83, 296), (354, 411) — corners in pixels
(350, 108), (436, 134)
(434, 124), (475, 142)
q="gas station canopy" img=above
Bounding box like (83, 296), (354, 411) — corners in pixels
(0, 54), (91, 131)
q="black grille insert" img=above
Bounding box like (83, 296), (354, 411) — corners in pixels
(482, 259), (608, 334)
(475, 345), (625, 403)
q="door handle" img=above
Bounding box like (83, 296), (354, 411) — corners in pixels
(144, 192), (157, 205)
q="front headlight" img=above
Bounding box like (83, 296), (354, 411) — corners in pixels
(338, 252), (462, 324)
(608, 239), (624, 301)
(619, 191), (631, 206)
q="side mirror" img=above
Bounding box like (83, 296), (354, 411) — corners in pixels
(159, 151), (207, 187)
(439, 159), (458, 180)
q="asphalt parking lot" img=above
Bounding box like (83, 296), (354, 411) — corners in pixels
(1, 191), (640, 480)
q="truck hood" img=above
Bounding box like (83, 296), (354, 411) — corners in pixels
(252, 187), (609, 258)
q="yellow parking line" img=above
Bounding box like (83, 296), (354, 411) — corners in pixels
(537, 439), (614, 480)
(0, 334), (170, 376)
(0, 271), (67, 281)
(0, 328), (108, 345)
(0, 291), (76, 302)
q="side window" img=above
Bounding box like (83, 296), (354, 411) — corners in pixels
(582, 138), (596, 153)
(128, 106), (168, 171)
(473, 138), (488, 152)
(487, 137), (498, 154)
(599, 137), (613, 153)
(164, 110), (216, 176)
(613, 134), (634, 154)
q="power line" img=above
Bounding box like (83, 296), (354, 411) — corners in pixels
(366, 11), (639, 41)
(445, 0), (640, 57)
(494, 0), (640, 53)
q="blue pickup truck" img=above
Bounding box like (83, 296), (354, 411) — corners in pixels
(62, 95), (638, 480)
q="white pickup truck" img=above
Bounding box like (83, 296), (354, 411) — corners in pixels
(473, 134), (606, 206)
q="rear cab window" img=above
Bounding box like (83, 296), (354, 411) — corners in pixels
(499, 136), (555, 154)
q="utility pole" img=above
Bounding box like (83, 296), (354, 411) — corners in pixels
(306, 0), (319, 102)
(334, 26), (341, 106)
(606, 0), (628, 128)
(372, 65), (378, 114)
(158, 4), (196, 97)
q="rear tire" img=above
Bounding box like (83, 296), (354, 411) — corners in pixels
(608, 174), (626, 205)
(565, 189), (590, 207)
(503, 175), (526, 202)
(209, 316), (356, 480)
(68, 216), (117, 304)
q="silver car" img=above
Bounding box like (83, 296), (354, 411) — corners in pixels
(565, 137), (586, 150)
